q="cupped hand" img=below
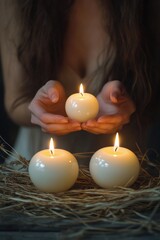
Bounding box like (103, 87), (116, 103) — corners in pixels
(28, 80), (81, 134)
(82, 80), (135, 134)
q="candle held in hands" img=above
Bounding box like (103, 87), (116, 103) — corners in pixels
(29, 138), (79, 193)
(89, 133), (140, 188)
(65, 83), (99, 122)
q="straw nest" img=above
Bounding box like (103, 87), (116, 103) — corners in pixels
(0, 137), (160, 235)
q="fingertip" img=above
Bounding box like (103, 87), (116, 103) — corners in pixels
(110, 92), (119, 103)
(97, 118), (103, 123)
(50, 94), (59, 103)
(81, 123), (87, 130)
(97, 116), (107, 123)
(48, 88), (59, 102)
(61, 118), (69, 123)
(75, 126), (82, 131)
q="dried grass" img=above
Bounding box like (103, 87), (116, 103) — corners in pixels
(0, 137), (160, 235)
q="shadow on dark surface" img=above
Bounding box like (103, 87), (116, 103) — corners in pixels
(0, 213), (160, 240)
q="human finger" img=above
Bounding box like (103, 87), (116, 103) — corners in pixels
(97, 114), (130, 125)
(42, 121), (81, 135)
(31, 115), (81, 134)
(40, 113), (69, 124)
(109, 82), (127, 103)
(28, 99), (45, 118)
(44, 80), (65, 103)
(82, 121), (120, 134)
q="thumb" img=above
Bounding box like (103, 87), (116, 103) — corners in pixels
(110, 86), (127, 104)
(43, 80), (60, 103)
(48, 88), (59, 103)
(110, 90), (121, 103)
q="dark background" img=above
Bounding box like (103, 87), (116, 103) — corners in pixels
(0, 68), (19, 162)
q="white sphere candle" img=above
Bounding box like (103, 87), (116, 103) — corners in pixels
(65, 83), (99, 122)
(89, 133), (140, 188)
(29, 138), (79, 193)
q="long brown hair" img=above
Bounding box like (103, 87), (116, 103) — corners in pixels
(16, 0), (152, 117)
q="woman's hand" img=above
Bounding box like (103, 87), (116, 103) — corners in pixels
(82, 80), (135, 134)
(28, 80), (81, 134)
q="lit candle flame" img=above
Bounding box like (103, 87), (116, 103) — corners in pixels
(114, 132), (119, 152)
(49, 138), (54, 155)
(79, 83), (84, 96)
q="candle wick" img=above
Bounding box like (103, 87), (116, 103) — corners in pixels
(80, 92), (83, 96)
(114, 146), (118, 152)
(50, 149), (54, 155)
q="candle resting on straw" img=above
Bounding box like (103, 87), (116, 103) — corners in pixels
(89, 133), (140, 188)
(29, 138), (79, 193)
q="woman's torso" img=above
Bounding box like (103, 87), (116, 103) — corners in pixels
(58, 0), (111, 96)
